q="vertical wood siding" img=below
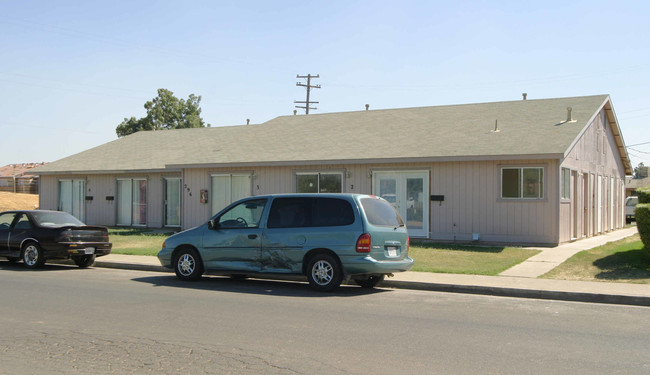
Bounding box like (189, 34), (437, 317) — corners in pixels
(559, 109), (627, 242)
(181, 160), (558, 243)
(38, 173), (180, 227)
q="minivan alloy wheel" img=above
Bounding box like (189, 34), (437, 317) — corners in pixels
(312, 260), (333, 285)
(307, 254), (342, 291)
(178, 254), (195, 276)
(174, 248), (203, 281)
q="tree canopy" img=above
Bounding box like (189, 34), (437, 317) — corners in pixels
(116, 88), (209, 137)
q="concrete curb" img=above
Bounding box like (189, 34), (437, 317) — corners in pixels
(94, 260), (170, 273)
(91, 260), (650, 307)
(381, 280), (650, 307)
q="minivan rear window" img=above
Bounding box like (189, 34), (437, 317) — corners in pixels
(267, 197), (354, 228)
(360, 197), (404, 227)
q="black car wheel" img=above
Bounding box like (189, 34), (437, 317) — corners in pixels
(174, 248), (203, 281)
(307, 253), (343, 292)
(73, 255), (96, 268)
(22, 242), (45, 269)
(353, 274), (385, 289)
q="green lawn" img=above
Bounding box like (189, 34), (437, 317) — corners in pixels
(542, 234), (650, 283)
(107, 229), (541, 275)
(108, 228), (172, 256)
(409, 242), (540, 276)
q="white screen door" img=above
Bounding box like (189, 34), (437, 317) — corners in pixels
(58, 179), (85, 222)
(211, 174), (252, 215)
(117, 178), (147, 226)
(164, 178), (181, 227)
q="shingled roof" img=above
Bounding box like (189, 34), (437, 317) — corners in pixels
(32, 95), (632, 175)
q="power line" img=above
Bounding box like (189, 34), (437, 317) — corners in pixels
(294, 74), (320, 115)
(626, 141), (650, 147)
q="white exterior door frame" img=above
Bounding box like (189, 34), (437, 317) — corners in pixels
(372, 170), (429, 237)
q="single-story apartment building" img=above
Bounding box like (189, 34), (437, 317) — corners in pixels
(32, 94), (632, 245)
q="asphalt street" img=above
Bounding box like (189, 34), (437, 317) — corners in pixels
(1, 263), (649, 374)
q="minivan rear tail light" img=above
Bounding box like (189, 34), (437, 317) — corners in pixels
(407, 237), (411, 251)
(356, 234), (371, 253)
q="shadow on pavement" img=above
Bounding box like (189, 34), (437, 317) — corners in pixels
(131, 274), (390, 298)
(0, 260), (86, 272)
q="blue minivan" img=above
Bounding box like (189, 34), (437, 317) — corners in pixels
(157, 194), (413, 291)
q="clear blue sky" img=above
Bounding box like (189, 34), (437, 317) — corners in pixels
(2, 0), (649, 170)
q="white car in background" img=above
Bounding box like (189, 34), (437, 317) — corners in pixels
(626, 196), (638, 223)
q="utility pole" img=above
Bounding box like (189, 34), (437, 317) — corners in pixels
(294, 74), (320, 114)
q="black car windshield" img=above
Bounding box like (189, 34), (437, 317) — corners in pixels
(31, 211), (85, 227)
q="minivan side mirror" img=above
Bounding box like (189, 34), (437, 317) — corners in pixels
(207, 219), (218, 230)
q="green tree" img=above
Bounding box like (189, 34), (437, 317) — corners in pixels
(116, 89), (209, 137)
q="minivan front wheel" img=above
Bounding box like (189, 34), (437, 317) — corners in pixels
(174, 248), (203, 281)
(307, 254), (342, 292)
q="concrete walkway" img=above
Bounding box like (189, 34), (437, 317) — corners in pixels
(500, 226), (639, 278)
(91, 226), (650, 307)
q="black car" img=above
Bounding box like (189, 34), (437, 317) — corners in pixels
(0, 210), (112, 268)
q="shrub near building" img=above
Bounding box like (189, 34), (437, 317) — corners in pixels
(637, 187), (650, 249)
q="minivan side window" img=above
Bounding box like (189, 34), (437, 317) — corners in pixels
(267, 198), (312, 228)
(360, 197), (404, 227)
(267, 197), (355, 228)
(217, 199), (267, 229)
(313, 198), (354, 226)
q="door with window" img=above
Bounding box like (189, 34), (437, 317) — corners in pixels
(372, 171), (429, 237)
(164, 178), (181, 227)
(58, 179), (85, 222)
(117, 178), (147, 226)
(211, 174), (252, 216)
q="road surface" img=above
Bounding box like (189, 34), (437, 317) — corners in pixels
(1, 262), (649, 374)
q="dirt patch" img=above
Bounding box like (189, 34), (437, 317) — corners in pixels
(0, 192), (39, 211)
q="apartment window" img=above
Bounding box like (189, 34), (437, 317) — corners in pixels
(296, 172), (343, 193)
(561, 168), (571, 200)
(501, 167), (544, 199)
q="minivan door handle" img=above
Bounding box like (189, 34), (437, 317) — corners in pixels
(248, 234), (258, 239)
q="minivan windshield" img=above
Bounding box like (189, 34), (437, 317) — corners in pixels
(360, 197), (404, 227)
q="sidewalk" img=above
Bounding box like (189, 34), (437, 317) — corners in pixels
(93, 226), (650, 307)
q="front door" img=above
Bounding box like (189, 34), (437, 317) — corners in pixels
(164, 178), (181, 227)
(58, 179), (85, 222)
(373, 171), (429, 237)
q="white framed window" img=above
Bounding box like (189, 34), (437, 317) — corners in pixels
(296, 172), (343, 193)
(561, 168), (571, 200)
(501, 167), (544, 199)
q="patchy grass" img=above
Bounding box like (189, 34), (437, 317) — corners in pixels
(108, 228), (173, 256)
(542, 234), (650, 283)
(409, 242), (540, 276)
(0, 192), (39, 211)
